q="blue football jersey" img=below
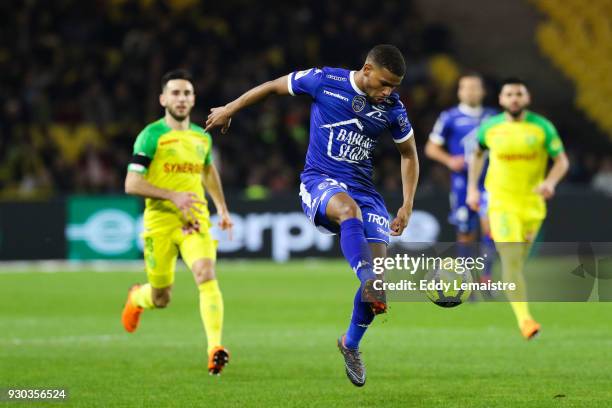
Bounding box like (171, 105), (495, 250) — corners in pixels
(288, 67), (413, 191)
(429, 104), (497, 161)
(429, 104), (497, 189)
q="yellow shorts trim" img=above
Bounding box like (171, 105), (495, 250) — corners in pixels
(142, 228), (217, 289)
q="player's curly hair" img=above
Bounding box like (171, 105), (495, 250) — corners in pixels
(161, 69), (194, 91)
(367, 44), (406, 77)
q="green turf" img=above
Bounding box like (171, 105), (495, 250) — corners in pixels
(1, 260), (612, 407)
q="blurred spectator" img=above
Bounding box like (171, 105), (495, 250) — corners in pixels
(0, 0), (609, 199)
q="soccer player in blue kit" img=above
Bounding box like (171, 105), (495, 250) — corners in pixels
(206, 45), (419, 386)
(425, 73), (497, 283)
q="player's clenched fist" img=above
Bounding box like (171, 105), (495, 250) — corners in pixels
(390, 205), (412, 236)
(533, 180), (556, 200)
(217, 209), (234, 240)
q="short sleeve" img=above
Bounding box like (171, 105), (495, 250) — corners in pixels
(477, 125), (488, 150)
(429, 112), (451, 145)
(204, 133), (213, 166)
(288, 68), (324, 98)
(543, 120), (564, 157)
(390, 108), (414, 143)
(128, 128), (157, 174)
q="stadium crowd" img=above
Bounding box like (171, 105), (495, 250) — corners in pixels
(1, 0), (611, 198)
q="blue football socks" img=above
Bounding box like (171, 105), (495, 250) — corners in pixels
(340, 218), (376, 284)
(340, 218), (378, 349)
(345, 286), (375, 349)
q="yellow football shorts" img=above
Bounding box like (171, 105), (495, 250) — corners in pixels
(487, 192), (545, 243)
(488, 210), (543, 243)
(142, 227), (217, 289)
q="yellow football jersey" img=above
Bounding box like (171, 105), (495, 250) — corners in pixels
(127, 118), (213, 233)
(477, 111), (564, 218)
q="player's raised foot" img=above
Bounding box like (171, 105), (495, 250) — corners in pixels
(362, 279), (387, 315)
(121, 284), (144, 333)
(337, 335), (366, 387)
(208, 346), (230, 375)
(521, 319), (541, 340)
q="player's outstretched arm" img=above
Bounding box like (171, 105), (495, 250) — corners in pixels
(125, 171), (205, 221)
(466, 147), (486, 211)
(205, 75), (290, 133)
(202, 164), (233, 233)
(534, 152), (569, 199)
(390, 137), (419, 236)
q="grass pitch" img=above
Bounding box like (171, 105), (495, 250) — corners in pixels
(1, 260), (612, 407)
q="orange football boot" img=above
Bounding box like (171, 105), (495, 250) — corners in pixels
(121, 285), (144, 333)
(521, 319), (541, 340)
(208, 346), (230, 375)
(362, 279), (388, 315)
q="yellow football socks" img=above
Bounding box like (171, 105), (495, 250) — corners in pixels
(131, 283), (155, 309)
(198, 280), (224, 354)
(510, 302), (533, 326)
(498, 243), (533, 326)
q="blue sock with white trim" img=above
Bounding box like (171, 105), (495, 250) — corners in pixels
(345, 285), (375, 349)
(340, 218), (375, 284)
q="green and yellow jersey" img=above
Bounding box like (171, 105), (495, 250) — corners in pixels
(477, 111), (564, 219)
(128, 118), (213, 234)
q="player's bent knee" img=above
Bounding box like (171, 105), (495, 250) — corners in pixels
(152, 288), (172, 308)
(192, 259), (216, 285)
(332, 202), (362, 223)
(153, 295), (171, 308)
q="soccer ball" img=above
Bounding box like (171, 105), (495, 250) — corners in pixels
(424, 258), (473, 308)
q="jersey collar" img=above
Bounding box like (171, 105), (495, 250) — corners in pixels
(350, 71), (367, 96)
(458, 103), (483, 117)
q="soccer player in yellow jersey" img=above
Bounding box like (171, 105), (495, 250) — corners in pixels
(121, 69), (233, 375)
(467, 78), (569, 340)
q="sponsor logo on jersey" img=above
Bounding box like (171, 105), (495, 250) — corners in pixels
(163, 162), (204, 174)
(320, 118), (374, 163)
(367, 212), (390, 229)
(323, 89), (349, 102)
(397, 113), (410, 133)
(496, 152), (538, 161)
(160, 138), (179, 145)
(352, 95), (366, 112)
(365, 105), (388, 123)
(326, 74), (347, 81)
(317, 181), (329, 190)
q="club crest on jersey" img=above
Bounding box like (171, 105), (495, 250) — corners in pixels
(352, 95), (366, 112)
(196, 144), (207, 159)
(525, 134), (537, 146)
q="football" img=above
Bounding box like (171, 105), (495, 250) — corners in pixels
(424, 258), (473, 307)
